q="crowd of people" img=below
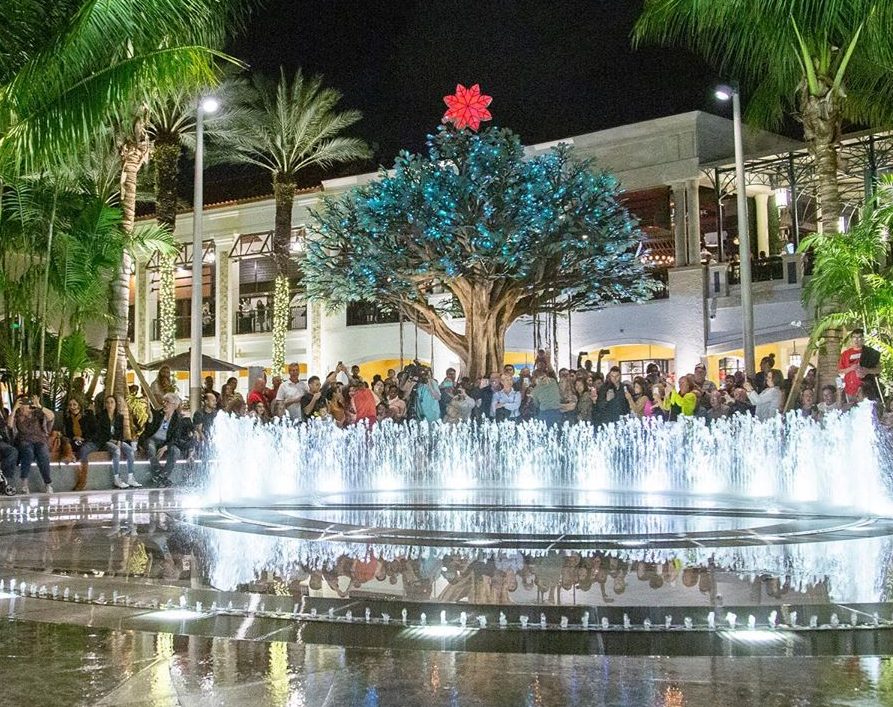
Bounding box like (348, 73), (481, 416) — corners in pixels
(0, 328), (882, 496)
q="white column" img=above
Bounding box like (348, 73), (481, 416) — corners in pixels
(144, 267), (158, 362)
(308, 301), (322, 375)
(754, 192), (770, 257)
(134, 262), (150, 363)
(671, 182), (688, 267)
(215, 245), (232, 361)
(685, 180), (701, 265)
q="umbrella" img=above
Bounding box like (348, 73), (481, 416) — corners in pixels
(143, 348), (246, 372)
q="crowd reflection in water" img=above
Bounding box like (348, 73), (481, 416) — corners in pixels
(0, 506), (830, 608)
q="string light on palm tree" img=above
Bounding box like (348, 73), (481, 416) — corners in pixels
(221, 69), (371, 373)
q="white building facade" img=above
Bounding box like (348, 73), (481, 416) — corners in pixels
(131, 111), (887, 387)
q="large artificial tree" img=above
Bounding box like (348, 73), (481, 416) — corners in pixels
(305, 108), (656, 381)
(633, 0), (893, 388)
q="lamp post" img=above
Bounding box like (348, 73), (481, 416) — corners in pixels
(190, 95), (219, 412)
(716, 84), (755, 378)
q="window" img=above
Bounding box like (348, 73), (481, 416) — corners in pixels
(718, 356), (744, 381)
(619, 359), (673, 382)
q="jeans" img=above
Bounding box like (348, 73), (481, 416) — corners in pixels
(77, 441), (99, 462)
(107, 441), (135, 477)
(146, 438), (181, 482)
(18, 441), (51, 483)
(0, 442), (17, 480)
(537, 409), (563, 427)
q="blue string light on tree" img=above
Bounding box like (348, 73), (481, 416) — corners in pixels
(304, 85), (658, 379)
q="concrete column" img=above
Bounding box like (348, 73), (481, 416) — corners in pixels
(145, 268), (159, 362)
(134, 262), (150, 363)
(707, 262), (729, 298)
(780, 253), (804, 287)
(685, 179), (701, 265)
(671, 182), (688, 267)
(667, 266), (707, 377)
(754, 192), (770, 257)
(215, 247), (232, 361)
(309, 300), (323, 374)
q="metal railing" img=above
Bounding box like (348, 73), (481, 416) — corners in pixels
(235, 305), (307, 334)
(151, 315), (215, 341)
(728, 256), (784, 285)
(346, 301), (400, 326)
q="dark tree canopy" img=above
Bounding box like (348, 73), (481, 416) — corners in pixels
(305, 124), (656, 377)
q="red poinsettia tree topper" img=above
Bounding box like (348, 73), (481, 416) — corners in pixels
(442, 83), (493, 131)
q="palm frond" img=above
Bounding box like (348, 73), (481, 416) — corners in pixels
(220, 67), (371, 179)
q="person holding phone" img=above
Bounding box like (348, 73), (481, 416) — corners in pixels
(9, 394), (55, 494)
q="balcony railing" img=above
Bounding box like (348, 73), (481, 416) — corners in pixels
(235, 305), (307, 334)
(346, 301), (400, 326)
(151, 315), (215, 341)
(728, 256), (784, 285)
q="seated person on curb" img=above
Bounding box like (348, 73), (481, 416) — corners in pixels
(96, 395), (141, 489)
(63, 397), (98, 491)
(140, 393), (192, 487)
(0, 408), (17, 495)
(9, 394), (55, 494)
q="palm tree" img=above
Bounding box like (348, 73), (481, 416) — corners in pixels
(633, 0), (893, 387)
(0, 0), (249, 417)
(147, 79), (248, 357)
(224, 69), (371, 372)
(784, 176), (893, 408)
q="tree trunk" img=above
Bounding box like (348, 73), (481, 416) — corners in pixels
(153, 136), (181, 358)
(271, 175), (295, 373)
(801, 88), (842, 392)
(404, 281), (513, 382)
(106, 122), (150, 439)
(463, 320), (505, 382)
(38, 188), (58, 385)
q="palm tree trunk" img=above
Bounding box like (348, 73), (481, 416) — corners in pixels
(271, 175), (295, 373)
(154, 136), (181, 357)
(38, 188), (58, 384)
(106, 121), (150, 439)
(802, 89), (842, 392)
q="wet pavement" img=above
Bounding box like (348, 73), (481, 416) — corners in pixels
(2, 618), (893, 706)
(2, 489), (893, 703)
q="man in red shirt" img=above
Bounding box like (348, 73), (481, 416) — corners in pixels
(838, 329), (881, 403)
(246, 377), (271, 408)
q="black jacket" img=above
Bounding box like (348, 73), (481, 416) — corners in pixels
(63, 411), (98, 442)
(140, 410), (193, 453)
(95, 410), (126, 446)
(595, 381), (630, 425)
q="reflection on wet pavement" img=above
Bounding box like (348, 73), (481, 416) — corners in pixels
(2, 618), (893, 706)
(0, 622), (893, 707)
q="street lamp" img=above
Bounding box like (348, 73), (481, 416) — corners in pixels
(716, 84), (756, 378)
(190, 94), (218, 412)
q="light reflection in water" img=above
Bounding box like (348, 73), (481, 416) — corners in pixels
(201, 406), (893, 601)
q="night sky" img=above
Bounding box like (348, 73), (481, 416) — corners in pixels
(205, 0), (721, 202)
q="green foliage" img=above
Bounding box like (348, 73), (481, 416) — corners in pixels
(306, 124), (655, 318)
(802, 176), (893, 389)
(221, 68), (371, 179)
(633, 0), (893, 129)
(0, 0), (250, 171)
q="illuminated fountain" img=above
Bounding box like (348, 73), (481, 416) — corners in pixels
(0, 405), (892, 656)
(197, 405), (893, 598)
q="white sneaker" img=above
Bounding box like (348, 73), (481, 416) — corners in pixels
(45, 484), (53, 494)
(113, 476), (129, 489)
(126, 475), (143, 488)
(19, 481), (29, 495)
